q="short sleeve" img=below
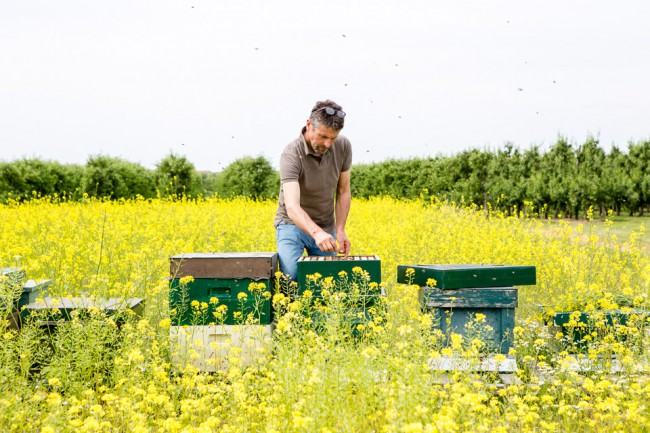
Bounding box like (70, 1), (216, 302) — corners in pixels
(280, 148), (301, 183)
(341, 137), (352, 172)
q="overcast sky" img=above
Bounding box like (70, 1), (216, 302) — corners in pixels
(1, 0), (649, 171)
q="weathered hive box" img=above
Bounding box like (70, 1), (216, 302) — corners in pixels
(421, 286), (517, 354)
(296, 255), (381, 293)
(21, 297), (145, 324)
(169, 253), (277, 326)
(1, 267), (27, 283)
(397, 264), (536, 289)
(170, 324), (273, 372)
(19, 279), (52, 309)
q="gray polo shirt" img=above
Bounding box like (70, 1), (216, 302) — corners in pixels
(274, 127), (352, 233)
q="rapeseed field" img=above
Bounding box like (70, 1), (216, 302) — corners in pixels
(1, 196), (649, 432)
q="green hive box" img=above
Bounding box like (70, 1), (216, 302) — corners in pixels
(296, 255), (381, 294)
(169, 278), (273, 326)
(421, 286), (518, 354)
(169, 252), (277, 326)
(397, 264), (536, 289)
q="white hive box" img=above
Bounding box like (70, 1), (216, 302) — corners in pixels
(170, 324), (273, 372)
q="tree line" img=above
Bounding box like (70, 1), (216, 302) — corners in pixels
(1, 138), (649, 218)
(351, 138), (650, 218)
(0, 154), (279, 202)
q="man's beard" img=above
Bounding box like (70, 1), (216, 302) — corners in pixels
(312, 144), (329, 156)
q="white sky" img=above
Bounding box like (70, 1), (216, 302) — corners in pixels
(1, 0), (649, 171)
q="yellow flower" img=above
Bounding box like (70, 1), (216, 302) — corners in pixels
(179, 276), (194, 285)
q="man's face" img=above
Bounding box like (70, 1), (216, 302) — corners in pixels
(306, 120), (339, 156)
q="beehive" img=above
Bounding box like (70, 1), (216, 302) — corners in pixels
(169, 252), (277, 326)
(399, 264), (536, 355)
(296, 255), (381, 294)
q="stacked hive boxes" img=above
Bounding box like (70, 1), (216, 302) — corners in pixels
(397, 264), (536, 355)
(169, 252), (276, 371)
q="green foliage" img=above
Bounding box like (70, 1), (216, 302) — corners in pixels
(0, 159), (84, 201)
(83, 156), (156, 199)
(350, 137), (650, 218)
(1, 138), (650, 217)
(218, 156), (279, 199)
(626, 140), (650, 216)
(198, 171), (223, 197)
(155, 153), (201, 197)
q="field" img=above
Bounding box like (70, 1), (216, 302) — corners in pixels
(1, 196), (649, 432)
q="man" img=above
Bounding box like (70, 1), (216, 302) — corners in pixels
(274, 99), (352, 281)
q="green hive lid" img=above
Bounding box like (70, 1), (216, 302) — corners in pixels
(397, 264), (536, 289)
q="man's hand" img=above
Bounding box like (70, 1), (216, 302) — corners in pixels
(336, 230), (351, 257)
(314, 230), (337, 253)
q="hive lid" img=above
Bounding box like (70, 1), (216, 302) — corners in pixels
(298, 255), (379, 262)
(397, 264), (536, 289)
(22, 279), (52, 294)
(170, 252), (278, 279)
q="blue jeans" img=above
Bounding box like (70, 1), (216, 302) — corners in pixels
(276, 221), (336, 281)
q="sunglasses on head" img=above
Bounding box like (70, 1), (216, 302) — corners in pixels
(312, 106), (346, 118)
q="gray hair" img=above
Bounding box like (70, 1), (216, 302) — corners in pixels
(309, 99), (345, 131)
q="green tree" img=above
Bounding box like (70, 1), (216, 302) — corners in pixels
(574, 137), (605, 218)
(544, 138), (577, 218)
(601, 146), (630, 216)
(155, 153), (200, 197)
(83, 156), (155, 199)
(523, 146), (552, 217)
(626, 140), (650, 216)
(0, 159), (84, 201)
(219, 156), (279, 199)
(486, 143), (530, 215)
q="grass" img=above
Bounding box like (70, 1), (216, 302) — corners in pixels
(541, 214), (649, 254)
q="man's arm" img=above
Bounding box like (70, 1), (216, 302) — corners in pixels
(283, 181), (338, 253)
(335, 170), (351, 257)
